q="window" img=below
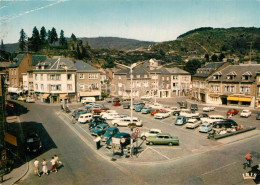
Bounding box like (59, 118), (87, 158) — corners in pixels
(91, 83), (99, 89)
(225, 85), (235, 92)
(88, 73), (98, 79)
(143, 82), (149, 87)
(67, 74), (72, 80)
(136, 75), (140, 78)
(67, 84), (72, 90)
(213, 75), (220, 80)
(173, 76), (178, 80)
(118, 83), (122, 87)
(35, 74), (38, 80)
(211, 85), (219, 92)
(79, 73), (84, 79)
(80, 84), (85, 90)
(240, 86), (251, 93)
(152, 75), (158, 80)
(41, 84), (44, 90)
(166, 77), (169, 81)
(35, 84), (38, 90)
(136, 81), (141, 87)
(118, 76), (121, 80)
(144, 75), (147, 78)
(173, 83), (178, 87)
(40, 74), (43, 80)
(55, 74), (61, 80)
(162, 77), (165, 80)
(210, 97), (218, 101)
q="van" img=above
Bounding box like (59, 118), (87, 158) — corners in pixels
(190, 104), (198, 111)
(213, 119), (238, 129)
(78, 113), (93, 123)
(81, 97), (95, 104)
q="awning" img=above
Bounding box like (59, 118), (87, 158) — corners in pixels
(59, 94), (68, 98)
(209, 94), (220, 97)
(42, 93), (50, 99)
(227, 96), (239, 101)
(239, 97), (252, 102)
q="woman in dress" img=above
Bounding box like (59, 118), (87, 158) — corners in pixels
(42, 159), (49, 175)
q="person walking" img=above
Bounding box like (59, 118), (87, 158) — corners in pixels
(42, 159), (49, 175)
(50, 157), (57, 173)
(54, 155), (60, 170)
(245, 152), (253, 167)
(94, 135), (101, 150)
(33, 159), (41, 177)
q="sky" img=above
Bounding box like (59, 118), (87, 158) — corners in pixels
(0, 0), (259, 44)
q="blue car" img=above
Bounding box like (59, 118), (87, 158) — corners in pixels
(106, 132), (131, 148)
(141, 107), (153, 114)
(91, 123), (110, 136)
(101, 127), (120, 143)
(174, 116), (187, 126)
(135, 104), (145, 112)
(199, 123), (212, 133)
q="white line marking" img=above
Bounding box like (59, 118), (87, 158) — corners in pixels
(201, 161), (237, 176)
(148, 147), (170, 160)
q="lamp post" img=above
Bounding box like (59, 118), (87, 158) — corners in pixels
(115, 61), (143, 156)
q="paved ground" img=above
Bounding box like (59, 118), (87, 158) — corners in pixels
(4, 98), (260, 185)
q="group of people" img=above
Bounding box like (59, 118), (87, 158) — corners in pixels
(33, 155), (61, 177)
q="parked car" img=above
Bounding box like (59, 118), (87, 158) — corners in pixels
(135, 104), (145, 112)
(154, 110), (171, 119)
(186, 119), (200, 129)
(25, 132), (42, 153)
(26, 96), (35, 103)
(100, 110), (117, 116)
(203, 107), (215, 112)
(199, 123), (212, 133)
(106, 98), (113, 103)
(146, 133), (179, 146)
(174, 116), (187, 125)
(150, 103), (163, 109)
(107, 132), (131, 148)
(227, 108), (239, 116)
(179, 110), (199, 118)
(140, 128), (162, 140)
(178, 101), (187, 109)
(141, 107), (153, 114)
(140, 95), (152, 100)
(91, 123), (110, 136)
(123, 103), (130, 109)
(85, 102), (95, 109)
(240, 110), (252, 118)
(72, 109), (84, 118)
(199, 113), (209, 118)
(201, 115), (225, 124)
(101, 127), (120, 143)
(101, 112), (120, 120)
(172, 110), (181, 116)
(256, 112), (260, 120)
(78, 113), (93, 123)
(111, 117), (142, 127)
(132, 102), (140, 109)
(150, 109), (160, 116)
(10, 94), (18, 100)
(92, 116), (107, 125)
(190, 104), (198, 111)
(75, 110), (88, 120)
(17, 96), (26, 101)
(213, 119), (238, 129)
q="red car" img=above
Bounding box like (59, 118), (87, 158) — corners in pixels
(150, 109), (160, 116)
(227, 108), (239, 116)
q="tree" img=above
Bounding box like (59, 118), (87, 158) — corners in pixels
(59, 30), (67, 47)
(50, 27), (58, 44)
(218, 53), (225, 61)
(19, 29), (27, 51)
(71, 33), (77, 42)
(211, 54), (218, 62)
(204, 53), (209, 62)
(40, 26), (47, 44)
(184, 59), (201, 75)
(47, 30), (51, 43)
(29, 26), (41, 52)
(0, 40), (4, 51)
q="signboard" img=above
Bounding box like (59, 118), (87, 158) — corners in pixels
(135, 128), (140, 133)
(5, 133), (17, 146)
(111, 137), (121, 145)
(131, 133), (137, 140)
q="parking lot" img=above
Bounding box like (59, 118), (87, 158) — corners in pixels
(60, 99), (259, 163)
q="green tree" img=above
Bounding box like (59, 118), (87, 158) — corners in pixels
(59, 29), (67, 47)
(204, 53), (209, 62)
(218, 53), (225, 61)
(19, 29), (27, 51)
(211, 54), (218, 62)
(184, 59), (201, 75)
(29, 26), (41, 52)
(47, 30), (51, 43)
(40, 26), (47, 44)
(71, 33), (77, 42)
(1, 40), (4, 51)
(50, 27), (58, 44)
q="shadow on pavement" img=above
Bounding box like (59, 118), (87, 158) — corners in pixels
(6, 100), (29, 116)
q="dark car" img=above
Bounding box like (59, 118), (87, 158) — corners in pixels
(172, 110), (181, 116)
(106, 132), (131, 148)
(190, 104), (198, 111)
(178, 101), (187, 109)
(91, 123), (110, 136)
(72, 109), (84, 118)
(213, 119), (238, 129)
(25, 133), (42, 153)
(199, 113), (209, 118)
(101, 127), (120, 143)
(123, 103), (130, 109)
(227, 108), (239, 116)
(10, 94), (19, 100)
(256, 112), (260, 120)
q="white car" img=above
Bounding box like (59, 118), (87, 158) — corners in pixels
(26, 96), (35, 103)
(240, 110), (252, 118)
(111, 117), (143, 127)
(100, 110), (117, 117)
(140, 128), (162, 140)
(201, 115), (225, 124)
(140, 95), (152, 100)
(186, 119), (201, 129)
(203, 107), (215, 112)
(150, 103), (163, 109)
(101, 112), (120, 120)
(179, 110), (199, 118)
(154, 111), (171, 119)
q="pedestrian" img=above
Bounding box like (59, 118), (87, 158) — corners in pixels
(33, 159), (41, 177)
(94, 135), (101, 150)
(228, 114), (232, 119)
(42, 159), (49, 175)
(245, 152), (253, 167)
(50, 157), (57, 173)
(54, 155), (60, 169)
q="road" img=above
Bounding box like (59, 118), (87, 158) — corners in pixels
(16, 101), (260, 185)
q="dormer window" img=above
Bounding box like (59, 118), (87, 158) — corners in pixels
(227, 71), (236, 80)
(213, 72), (222, 80)
(242, 71), (252, 80)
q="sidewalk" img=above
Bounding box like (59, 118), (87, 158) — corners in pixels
(1, 116), (29, 185)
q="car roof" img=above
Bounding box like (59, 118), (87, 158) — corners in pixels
(209, 115), (224, 117)
(242, 109), (250, 111)
(98, 123), (109, 127)
(114, 132), (130, 137)
(187, 119), (197, 122)
(202, 123), (211, 126)
(157, 133), (171, 136)
(150, 128), (161, 132)
(107, 127), (118, 131)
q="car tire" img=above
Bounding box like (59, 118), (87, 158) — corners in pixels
(114, 123), (118, 127)
(148, 142), (153, 145)
(168, 142), (173, 146)
(141, 136), (146, 140)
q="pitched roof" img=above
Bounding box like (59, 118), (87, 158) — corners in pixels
(208, 64), (260, 82)
(166, 67), (190, 75)
(193, 62), (226, 78)
(9, 54), (24, 67)
(32, 55), (47, 66)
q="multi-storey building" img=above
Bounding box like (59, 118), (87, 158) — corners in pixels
(112, 59), (191, 98)
(206, 64), (260, 107)
(192, 62), (231, 102)
(28, 58), (101, 103)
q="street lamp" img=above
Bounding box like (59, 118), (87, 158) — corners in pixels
(115, 61), (143, 156)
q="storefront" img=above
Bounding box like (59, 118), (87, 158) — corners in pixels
(227, 96), (252, 106)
